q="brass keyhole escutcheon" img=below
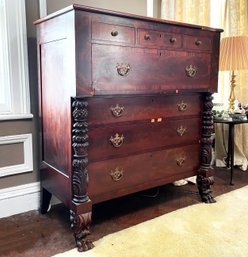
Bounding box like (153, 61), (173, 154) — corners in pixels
(110, 104), (125, 117)
(110, 167), (124, 181)
(176, 125), (187, 136)
(177, 101), (187, 112)
(176, 156), (186, 166)
(109, 133), (124, 148)
(116, 63), (131, 76)
(185, 65), (197, 78)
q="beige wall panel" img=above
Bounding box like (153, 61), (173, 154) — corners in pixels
(0, 143), (24, 168)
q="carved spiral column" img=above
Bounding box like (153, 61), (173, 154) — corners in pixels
(71, 97), (94, 251)
(197, 93), (215, 203)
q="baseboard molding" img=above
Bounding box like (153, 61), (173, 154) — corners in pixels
(0, 182), (60, 218)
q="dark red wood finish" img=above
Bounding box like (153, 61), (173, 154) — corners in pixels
(35, 4), (222, 252)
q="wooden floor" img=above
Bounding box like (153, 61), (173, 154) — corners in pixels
(1, 167), (248, 257)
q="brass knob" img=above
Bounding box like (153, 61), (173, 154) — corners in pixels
(177, 101), (187, 112)
(176, 125), (187, 136)
(109, 133), (124, 148)
(185, 65), (197, 78)
(144, 34), (152, 40)
(111, 30), (118, 37)
(116, 63), (131, 76)
(176, 157), (186, 166)
(169, 37), (177, 44)
(195, 39), (202, 46)
(110, 104), (125, 117)
(110, 167), (124, 181)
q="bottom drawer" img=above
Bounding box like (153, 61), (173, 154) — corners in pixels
(88, 144), (200, 203)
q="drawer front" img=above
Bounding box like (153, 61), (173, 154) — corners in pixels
(183, 35), (212, 51)
(88, 144), (200, 202)
(88, 117), (200, 161)
(87, 94), (201, 126)
(138, 29), (182, 49)
(92, 22), (135, 44)
(92, 44), (211, 94)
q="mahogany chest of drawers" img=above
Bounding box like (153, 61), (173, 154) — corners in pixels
(35, 4), (222, 251)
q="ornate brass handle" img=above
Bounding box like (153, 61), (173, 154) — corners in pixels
(144, 34), (152, 40)
(176, 156), (186, 166)
(110, 104), (125, 117)
(176, 125), (187, 136)
(170, 37), (177, 44)
(195, 39), (202, 46)
(109, 133), (124, 148)
(185, 65), (197, 78)
(110, 167), (124, 181)
(177, 101), (187, 112)
(116, 63), (131, 76)
(111, 30), (118, 37)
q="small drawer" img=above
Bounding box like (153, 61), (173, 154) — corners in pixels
(87, 117), (201, 161)
(138, 29), (163, 46)
(92, 22), (135, 44)
(88, 144), (200, 203)
(87, 94), (202, 127)
(183, 35), (212, 51)
(138, 29), (182, 49)
(163, 33), (182, 48)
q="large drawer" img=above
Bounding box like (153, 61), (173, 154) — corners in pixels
(87, 94), (201, 127)
(88, 117), (200, 161)
(88, 144), (200, 203)
(92, 44), (211, 94)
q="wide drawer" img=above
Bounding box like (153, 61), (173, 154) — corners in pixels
(88, 117), (200, 161)
(88, 144), (200, 203)
(87, 94), (201, 126)
(92, 44), (211, 94)
(92, 22), (135, 45)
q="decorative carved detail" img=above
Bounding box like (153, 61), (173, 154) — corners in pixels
(71, 98), (89, 204)
(197, 93), (215, 203)
(70, 211), (94, 251)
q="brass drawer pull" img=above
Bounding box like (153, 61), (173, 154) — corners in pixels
(169, 37), (177, 44)
(110, 104), (125, 117)
(116, 63), (131, 76)
(144, 34), (152, 40)
(176, 157), (186, 166)
(110, 133), (124, 147)
(176, 125), (187, 136)
(111, 30), (119, 37)
(177, 101), (187, 112)
(195, 39), (202, 46)
(185, 65), (197, 78)
(110, 167), (124, 181)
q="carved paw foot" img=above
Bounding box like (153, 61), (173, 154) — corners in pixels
(201, 194), (216, 203)
(77, 239), (94, 252)
(197, 175), (216, 204)
(70, 211), (94, 252)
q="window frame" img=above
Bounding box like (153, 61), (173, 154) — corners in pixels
(0, 0), (32, 120)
